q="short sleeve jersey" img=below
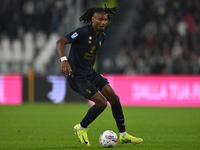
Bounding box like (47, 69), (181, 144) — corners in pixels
(65, 24), (106, 76)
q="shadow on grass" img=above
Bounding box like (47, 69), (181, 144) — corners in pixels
(64, 144), (125, 150)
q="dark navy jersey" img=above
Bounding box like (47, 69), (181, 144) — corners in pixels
(65, 24), (106, 76)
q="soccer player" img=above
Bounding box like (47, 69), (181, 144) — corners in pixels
(56, 4), (143, 146)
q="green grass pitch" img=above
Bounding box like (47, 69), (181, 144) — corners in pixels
(0, 103), (200, 150)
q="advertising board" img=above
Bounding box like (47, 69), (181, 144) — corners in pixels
(102, 75), (200, 107)
(0, 74), (22, 105)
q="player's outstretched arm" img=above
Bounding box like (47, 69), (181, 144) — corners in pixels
(56, 37), (72, 76)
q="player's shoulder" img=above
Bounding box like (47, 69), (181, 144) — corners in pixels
(76, 24), (90, 34)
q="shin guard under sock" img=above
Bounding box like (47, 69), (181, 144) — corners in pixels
(111, 102), (126, 132)
(80, 104), (104, 128)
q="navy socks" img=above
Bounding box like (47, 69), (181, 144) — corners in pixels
(80, 102), (125, 133)
(111, 102), (126, 133)
(80, 104), (104, 128)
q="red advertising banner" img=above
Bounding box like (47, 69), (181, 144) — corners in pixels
(0, 74), (22, 105)
(102, 75), (200, 107)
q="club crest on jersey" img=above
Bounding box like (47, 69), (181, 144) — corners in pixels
(71, 32), (78, 39)
(90, 46), (96, 53)
(89, 36), (92, 40)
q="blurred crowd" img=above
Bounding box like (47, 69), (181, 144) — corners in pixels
(0, 0), (66, 39)
(115, 0), (200, 74)
(0, 0), (70, 75)
(1, 0), (200, 75)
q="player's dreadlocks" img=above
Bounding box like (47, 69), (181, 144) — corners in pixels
(79, 4), (119, 24)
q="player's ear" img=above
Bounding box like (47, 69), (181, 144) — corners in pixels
(92, 16), (95, 23)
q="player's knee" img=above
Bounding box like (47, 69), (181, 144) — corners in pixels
(98, 99), (107, 109)
(102, 99), (108, 109)
(110, 95), (120, 105)
(114, 95), (120, 104)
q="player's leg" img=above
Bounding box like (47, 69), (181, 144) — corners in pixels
(68, 75), (108, 146)
(74, 91), (107, 146)
(92, 73), (126, 133)
(80, 91), (107, 128)
(100, 83), (143, 145)
(100, 83), (126, 133)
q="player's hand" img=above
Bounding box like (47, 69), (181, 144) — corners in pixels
(61, 61), (72, 76)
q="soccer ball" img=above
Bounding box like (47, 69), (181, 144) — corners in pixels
(99, 130), (118, 148)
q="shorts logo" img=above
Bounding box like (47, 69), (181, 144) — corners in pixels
(71, 32), (78, 39)
(86, 89), (91, 94)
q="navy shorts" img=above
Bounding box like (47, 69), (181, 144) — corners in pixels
(67, 72), (109, 99)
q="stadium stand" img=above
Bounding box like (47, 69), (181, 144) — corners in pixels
(115, 0), (200, 74)
(0, 0), (69, 75)
(0, 0), (199, 75)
